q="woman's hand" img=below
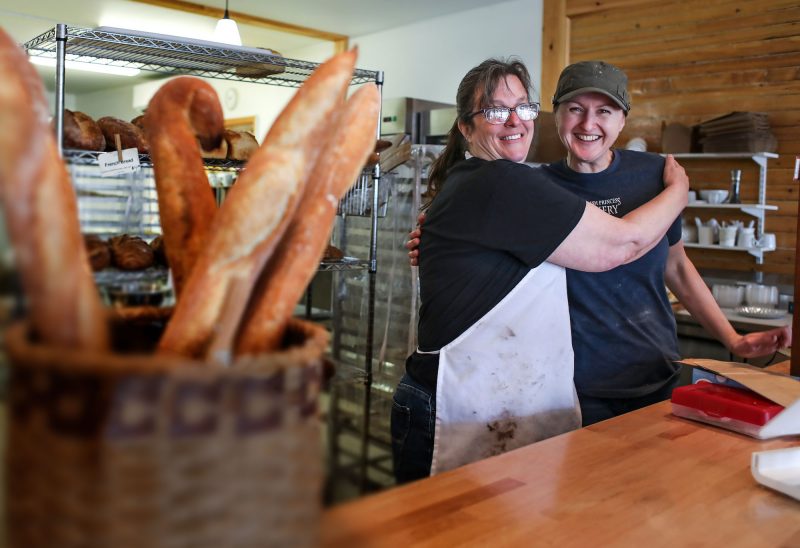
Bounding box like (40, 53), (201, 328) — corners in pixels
(730, 326), (792, 359)
(663, 154), (690, 198)
(405, 211), (426, 266)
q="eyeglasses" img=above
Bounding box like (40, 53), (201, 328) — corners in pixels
(467, 102), (540, 124)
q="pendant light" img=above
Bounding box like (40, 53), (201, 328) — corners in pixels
(213, 0), (243, 46)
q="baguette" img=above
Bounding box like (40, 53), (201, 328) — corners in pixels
(0, 29), (108, 350)
(157, 49), (358, 360)
(144, 77), (224, 296)
(235, 83), (381, 354)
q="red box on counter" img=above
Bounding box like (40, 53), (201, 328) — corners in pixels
(675, 359), (800, 439)
(671, 383), (785, 437)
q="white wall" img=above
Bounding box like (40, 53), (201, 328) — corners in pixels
(352, 0), (544, 104)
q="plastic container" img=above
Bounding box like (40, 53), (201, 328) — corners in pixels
(712, 284), (744, 308)
(671, 383), (785, 438)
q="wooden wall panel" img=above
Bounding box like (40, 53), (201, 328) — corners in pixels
(543, 0), (800, 275)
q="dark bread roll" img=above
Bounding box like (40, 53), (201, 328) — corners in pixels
(97, 116), (149, 154)
(130, 114), (147, 132)
(110, 234), (154, 270)
(201, 137), (229, 159)
(84, 234), (111, 271)
(63, 110), (106, 151)
(323, 244), (344, 261)
(149, 235), (167, 266)
(224, 129), (258, 161)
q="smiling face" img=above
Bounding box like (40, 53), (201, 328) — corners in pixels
(554, 92), (626, 173)
(457, 75), (534, 163)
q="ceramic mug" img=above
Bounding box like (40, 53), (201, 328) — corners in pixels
(719, 226), (737, 247)
(757, 233), (777, 250)
(698, 226), (715, 245)
(737, 227), (755, 248)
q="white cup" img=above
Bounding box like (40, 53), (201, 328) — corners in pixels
(688, 190), (697, 202)
(682, 225), (697, 243)
(757, 233), (776, 250)
(698, 226), (715, 245)
(737, 227), (755, 248)
(719, 226), (737, 247)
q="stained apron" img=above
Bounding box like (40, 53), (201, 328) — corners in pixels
(425, 261), (581, 475)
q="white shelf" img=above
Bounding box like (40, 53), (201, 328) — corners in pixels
(686, 203), (777, 210)
(672, 152), (778, 264)
(664, 152), (778, 160)
(683, 242), (774, 259)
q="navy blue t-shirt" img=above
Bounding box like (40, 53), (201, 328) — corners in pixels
(544, 149), (682, 398)
(407, 157), (586, 390)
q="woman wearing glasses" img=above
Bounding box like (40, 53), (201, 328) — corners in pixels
(391, 57), (689, 483)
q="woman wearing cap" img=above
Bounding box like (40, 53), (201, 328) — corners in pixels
(391, 57), (689, 483)
(545, 61), (790, 426)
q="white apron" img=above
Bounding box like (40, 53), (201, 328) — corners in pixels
(426, 262), (581, 475)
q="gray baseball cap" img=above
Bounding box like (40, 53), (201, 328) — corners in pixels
(552, 61), (631, 113)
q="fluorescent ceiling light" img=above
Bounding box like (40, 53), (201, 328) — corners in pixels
(213, 0), (243, 46)
(29, 55), (141, 77)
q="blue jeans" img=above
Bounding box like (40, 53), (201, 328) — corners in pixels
(579, 377), (679, 427)
(391, 373), (435, 484)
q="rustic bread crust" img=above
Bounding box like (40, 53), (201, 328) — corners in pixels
(97, 116), (149, 154)
(63, 109), (106, 151)
(0, 29), (108, 350)
(235, 83), (381, 354)
(143, 77), (224, 296)
(157, 49), (358, 360)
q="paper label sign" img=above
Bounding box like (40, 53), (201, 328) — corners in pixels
(98, 148), (141, 177)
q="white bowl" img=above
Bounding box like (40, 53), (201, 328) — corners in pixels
(699, 189), (729, 204)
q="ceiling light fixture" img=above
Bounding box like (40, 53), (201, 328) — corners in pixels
(29, 55), (141, 77)
(213, 0), (243, 46)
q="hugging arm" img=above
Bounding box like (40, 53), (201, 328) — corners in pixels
(547, 155), (689, 272)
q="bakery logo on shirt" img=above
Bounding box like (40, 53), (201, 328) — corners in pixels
(590, 197), (622, 216)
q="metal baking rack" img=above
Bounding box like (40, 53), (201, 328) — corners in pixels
(64, 149), (246, 172)
(26, 24), (386, 494)
(23, 25), (378, 87)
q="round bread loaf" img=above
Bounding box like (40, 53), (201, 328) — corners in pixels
(224, 129), (258, 161)
(149, 235), (168, 266)
(63, 110), (106, 151)
(84, 234), (111, 271)
(110, 234), (155, 270)
(97, 116), (149, 154)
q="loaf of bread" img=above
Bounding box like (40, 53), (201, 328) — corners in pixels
(130, 114), (147, 132)
(98, 116), (149, 154)
(0, 29), (109, 351)
(63, 109), (106, 151)
(149, 235), (167, 266)
(225, 129), (258, 161)
(109, 235), (155, 270)
(84, 234), (112, 271)
(323, 244), (344, 261)
(201, 136), (229, 159)
(236, 83), (380, 354)
(144, 77), (224, 296)
(158, 49), (358, 360)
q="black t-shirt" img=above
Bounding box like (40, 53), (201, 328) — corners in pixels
(407, 157), (586, 390)
(545, 150), (682, 397)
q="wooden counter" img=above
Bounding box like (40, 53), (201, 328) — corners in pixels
(322, 363), (800, 547)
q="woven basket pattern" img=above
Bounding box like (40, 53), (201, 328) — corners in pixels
(5, 317), (327, 548)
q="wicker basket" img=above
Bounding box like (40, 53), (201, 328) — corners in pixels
(5, 311), (328, 548)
